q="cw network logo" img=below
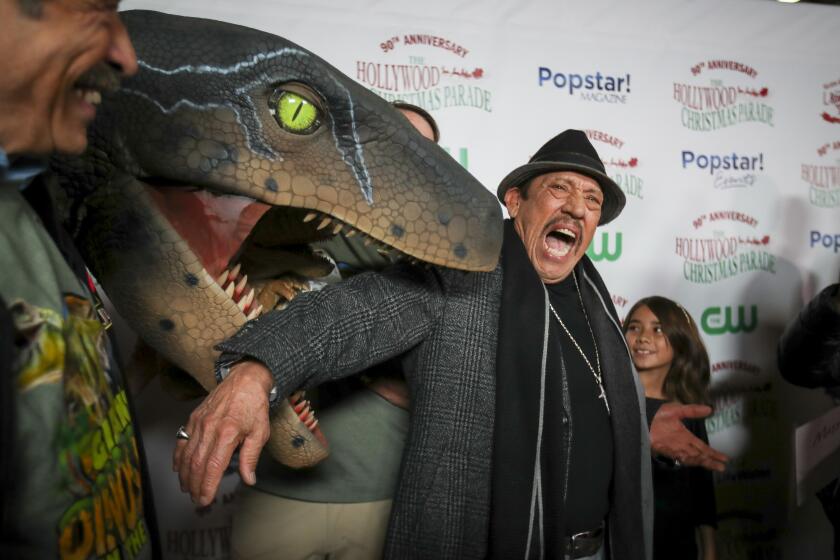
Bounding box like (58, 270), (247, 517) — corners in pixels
(443, 146), (469, 169)
(586, 232), (622, 262)
(701, 305), (758, 335)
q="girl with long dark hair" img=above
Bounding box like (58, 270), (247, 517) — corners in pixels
(623, 296), (717, 560)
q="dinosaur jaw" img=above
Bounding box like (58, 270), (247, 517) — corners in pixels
(145, 186), (272, 281)
(145, 182), (417, 464)
(145, 182), (412, 312)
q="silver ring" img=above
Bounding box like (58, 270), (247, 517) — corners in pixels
(176, 425), (190, 441)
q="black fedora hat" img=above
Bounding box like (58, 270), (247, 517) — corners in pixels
(496, 129), (626, 225)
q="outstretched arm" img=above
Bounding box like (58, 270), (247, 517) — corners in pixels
(173, 264), (446, 504)
(649, 402), (729, 472)
(173, 360), (273, 505)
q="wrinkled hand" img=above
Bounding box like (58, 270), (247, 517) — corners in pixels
(650, 403), (729, 472)
(173, 360), (274, 505)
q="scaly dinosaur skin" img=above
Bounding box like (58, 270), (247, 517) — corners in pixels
(50, 10), (502, 468)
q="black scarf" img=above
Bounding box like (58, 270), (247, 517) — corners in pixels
(489, 220), (553, 558)
(488, 220), (641, 559)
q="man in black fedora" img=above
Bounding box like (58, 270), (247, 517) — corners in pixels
(174, 129), (727, 559)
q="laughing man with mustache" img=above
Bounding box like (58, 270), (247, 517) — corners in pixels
(177, 130), (728, 559)
(0, 1), (160, 558)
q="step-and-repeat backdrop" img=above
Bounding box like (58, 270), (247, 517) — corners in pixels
(121, 1), (840, 558)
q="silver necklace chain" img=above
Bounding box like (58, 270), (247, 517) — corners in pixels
(547, 271), (610, 415)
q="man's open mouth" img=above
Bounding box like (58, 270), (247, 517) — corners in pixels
(544, 223), (580, 258)
(74, 63), (121, 100)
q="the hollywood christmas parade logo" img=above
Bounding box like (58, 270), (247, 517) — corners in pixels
(822, 76), (840, 124)
(585, 129), (644, 201)
(673, 59), (774, 131)
(354, 32), (492, 113)
(707, 359), (775, 437)
(801, 139), (840, 208)
(674, 210), (775, 285)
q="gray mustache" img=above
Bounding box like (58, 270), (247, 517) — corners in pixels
(75, 63), (122, 94)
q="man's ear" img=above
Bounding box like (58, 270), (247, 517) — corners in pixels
(504, 187), (521, 218)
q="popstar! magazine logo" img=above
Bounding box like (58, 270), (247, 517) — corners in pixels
(585, 129), (643, 200)
(674, 211), (775, 284)
(801, 140), (840, 208)
(822, 77), (840, 125)
(537, 68), (632, 104)
(673, 59), (774, 132)
(354, 33), (491, 113)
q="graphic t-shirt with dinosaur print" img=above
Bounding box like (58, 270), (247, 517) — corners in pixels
(1, 186), (153, 560)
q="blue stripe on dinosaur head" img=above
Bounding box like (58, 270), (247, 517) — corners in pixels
(127, 48), (375, 203)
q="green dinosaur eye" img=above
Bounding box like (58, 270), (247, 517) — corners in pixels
(273, 91), (320, 134)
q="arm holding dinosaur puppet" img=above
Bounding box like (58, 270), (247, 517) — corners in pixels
(175, 263), (446, 505)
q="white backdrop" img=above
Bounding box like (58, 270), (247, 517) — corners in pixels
(121, 1), (840, 558)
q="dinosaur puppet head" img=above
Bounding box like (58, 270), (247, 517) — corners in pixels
(50, 10), (502, 468)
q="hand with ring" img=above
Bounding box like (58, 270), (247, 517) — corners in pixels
(176, 426), (190, 441)
(650, 402), (729, 472)
(172, 360), (275, 506)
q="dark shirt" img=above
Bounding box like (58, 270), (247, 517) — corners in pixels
(647, 397), (717, 560)
(546, 275), (613, 538)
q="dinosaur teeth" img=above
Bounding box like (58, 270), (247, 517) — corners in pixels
(230, 263), (241, 280)
(246, 303), (263, 320)
(317, 217), (332, 230)
(303, 212), (319, 223)
(345, 229), (356, 238)
(216, 269), (229, 286)
(306, 418), (319, 430)
(224, 281), (235, 298)
(289, 390), (304, 405)
(332, 223), (343, 234)
(234, 274), (249, 298)
(363, 237), (373, 246)
(238, 288), (255, 312)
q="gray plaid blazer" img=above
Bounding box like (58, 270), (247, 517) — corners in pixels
(218, 261), (652, 559)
